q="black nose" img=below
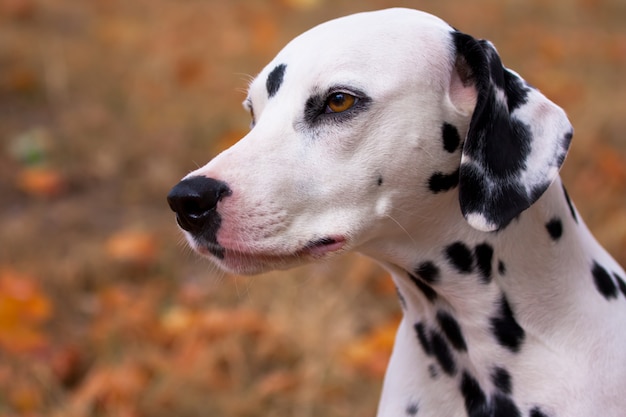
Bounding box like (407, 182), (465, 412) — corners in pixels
(167, 176), (232, 234)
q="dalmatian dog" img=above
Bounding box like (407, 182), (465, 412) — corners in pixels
(167, 8), (626, 417)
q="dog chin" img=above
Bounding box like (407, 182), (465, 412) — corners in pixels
(210, 254), (304, 275)
(192, 236), (347, 275)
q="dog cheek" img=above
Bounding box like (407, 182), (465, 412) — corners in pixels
(375, 195), (393, 219)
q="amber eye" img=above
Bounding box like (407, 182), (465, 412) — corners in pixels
(325, 92), (357, 113)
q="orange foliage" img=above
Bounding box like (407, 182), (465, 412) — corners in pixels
(280, 0), (323, 10)
(16, 167), (66, 198)
(251, 18), (279, 55)
(174, 57), (205, 87)
(0, 0), (36, 20)
(212, 129), (249, 152)
(9, 379), (44, 414)
(104, 230), (159, 267)
(1, 65), (39, 93)
(256, 369), (299, 397)
(69, 360), (150, 417)
(595, 145), (626, 185)
(0, 1), (625, 416)
(340, 317), (400, 378)
(0, 269), (52, 353)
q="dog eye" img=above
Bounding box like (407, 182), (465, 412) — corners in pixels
(325, 92), (357, 113)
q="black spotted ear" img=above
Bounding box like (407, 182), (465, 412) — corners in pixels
(451, 31), (573, 232)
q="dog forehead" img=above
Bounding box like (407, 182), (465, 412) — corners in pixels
(289, 8), (451, 45)
(250, 8), (454, 98)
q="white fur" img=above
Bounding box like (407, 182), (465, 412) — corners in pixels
(179, 8), (626, 417)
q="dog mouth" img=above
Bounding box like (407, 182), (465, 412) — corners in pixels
(299, 236), (346, 257)
(194, 235), (347, 273)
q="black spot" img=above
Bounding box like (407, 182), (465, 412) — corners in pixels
(442, 122), (462, 153)
(436, 310), (467, 352)
(477, 92), (533, 182)
(460, 371), (488, 417)
(503, 68), (530, 111)
(415, 261), (440, 284)
(430, 330), (456, 376)
(498, 260), (506, 275)
(445, 242), (474, 274)
(491, 367), (512, 395)
(490, 295), (525, 353)
(428, 169), (460, 193)
(459, 162), (533, 233)
(461, 369), (521, 417)
(406, 402), (419, 416)
(428, 364), (439, 379)
(266, 63), (286, 98)
(545, 218), (563, 241)
(614, 273), (626, 298)
(491, 394), (521, 417)
(562, 184), (578, 223)
(409, 273), (438, 302)
(414, 322), (432, 356)
(377, 175), (383, 186)
(592, 261), (618, 300)
(474, 243), (494, 284)
(529, 406), (550, 417)
(466, 85), (533, 177)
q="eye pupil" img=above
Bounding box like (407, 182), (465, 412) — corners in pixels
(326, 92), (356, 113)
(331, 93), (345, 105)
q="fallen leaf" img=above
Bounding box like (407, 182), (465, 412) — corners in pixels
(606, 35), (626, 65)
(174, 57), (205, 87)
(280, 0), (323, 10)
(104, 230), (158, 267)
(595, 145), (626, 185)
(70, 361), (149, 414)
(199, 307), (269, 337)
(251, 18), (279, 54)
(2, 65), (39, 93)
(256, 369), (298, 397)
(340, 317), (399, 378)
(539, 34), (567, 64)
(160, 305), (195, 335)
(51, 344), (87, 387)
(212, 129), (247, 153)
(0, 269), (52, 353)
(16, 166), (66, 198)
(9, 381), (43, 413)
(96, 16), (143, 46)
(0, 0), (36, 20)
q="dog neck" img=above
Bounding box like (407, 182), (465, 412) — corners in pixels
(362, 177), (605, 364)
(363, 177), (626, 417)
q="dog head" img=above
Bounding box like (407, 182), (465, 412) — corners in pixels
(167, 8), (573, 274)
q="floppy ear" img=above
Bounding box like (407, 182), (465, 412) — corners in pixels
(451, 31), (573, 232)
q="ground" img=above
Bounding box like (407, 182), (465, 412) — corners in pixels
(1, 0), (625, 416)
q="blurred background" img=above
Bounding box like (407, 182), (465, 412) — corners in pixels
(1, 0), (625, 416)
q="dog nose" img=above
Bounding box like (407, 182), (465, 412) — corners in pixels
(167, 176), (232, 234)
